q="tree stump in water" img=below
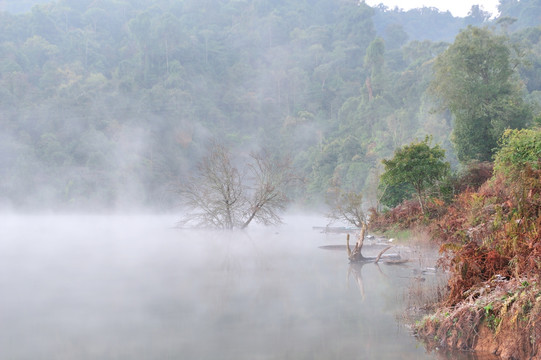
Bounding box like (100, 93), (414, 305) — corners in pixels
(347, 222), (367, 262)
(347, 222), (392, 262)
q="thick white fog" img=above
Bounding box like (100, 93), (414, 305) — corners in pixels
(0, 213), (452, 359)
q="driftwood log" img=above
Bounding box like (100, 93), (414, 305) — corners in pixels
(346, 222), (393, 263)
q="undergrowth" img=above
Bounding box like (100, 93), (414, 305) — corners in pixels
(373, 164), (541, 306)
(371, 131), (541, 356)
(415, 278), (541, 358)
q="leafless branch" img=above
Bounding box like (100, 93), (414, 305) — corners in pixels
(177, 143), (296, 230)
(327, 190), (366, 228)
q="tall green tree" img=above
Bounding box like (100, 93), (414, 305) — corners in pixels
(364, 37), (385, 99)
(431, 26), (531, 163)
(380, 137), (450, 214)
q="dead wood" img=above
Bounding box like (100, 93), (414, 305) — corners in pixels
(374, 246), (392, 263)
(347, 222), (367, 262)
(347, 223), (397, 263)
(382, 259), (410, 265)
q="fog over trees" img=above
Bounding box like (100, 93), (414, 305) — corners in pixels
(431, 26), (532, 163)
(1, 0), (541, 212)
(177, 142), (296, 229)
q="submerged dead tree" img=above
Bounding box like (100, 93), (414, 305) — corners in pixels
(240, 150), (295, 229)
(177, 142), (296, 229)
(178, 142), (245, 229)
(347, 222), (392, 262)
(327, 190), (366, 228)
(326, 190), (393, 262)
(347, 222), (368, 262)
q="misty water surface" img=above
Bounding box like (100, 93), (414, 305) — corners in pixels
(0, 214), (483, 359)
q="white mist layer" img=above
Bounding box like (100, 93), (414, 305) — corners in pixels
(0, 213), (442, 359)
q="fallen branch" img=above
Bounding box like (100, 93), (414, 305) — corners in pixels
(374, 246), (392, 263)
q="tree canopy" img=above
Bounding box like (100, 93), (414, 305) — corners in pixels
(380, 137), (450, 213)
(0, 1), (540, 211)
(431, 26), (532, 163)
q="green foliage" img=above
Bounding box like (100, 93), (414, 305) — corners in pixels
(1, 1), (541, 211)
(0, 0), (384, 209)
(494, 128), (541, 175)
(372, 5), (465, 43)
(483, 303), (502, 332)
(379, 182), (415, 208)
(498, 0), (541, 31)
(432, 26), (532, 163)
(380, 137), (450, 213)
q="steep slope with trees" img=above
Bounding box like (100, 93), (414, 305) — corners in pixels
(0, 0), (381, 209)
(1, 0), (541, 212)
(411, 128), (541, 358)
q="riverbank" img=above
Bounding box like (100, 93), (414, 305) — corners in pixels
(376, 224), (541, 359)
(370, 159), (541, 359)
(415, 277), (540, 359)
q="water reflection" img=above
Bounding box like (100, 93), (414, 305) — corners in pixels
(327, 239), (500, 360)
(347, 262), (390, 302)
(0, 214), (497, 359)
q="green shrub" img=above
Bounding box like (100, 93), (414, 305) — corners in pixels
(494, 128), (541, 175)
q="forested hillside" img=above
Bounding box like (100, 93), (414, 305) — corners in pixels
(1, 0), (540, 211)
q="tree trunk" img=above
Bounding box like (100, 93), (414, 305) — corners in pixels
(240, 204), (259, 229)
(347, 222), (367, 262)
(417, 190), (425, 215)
(347, 223), (393, 262)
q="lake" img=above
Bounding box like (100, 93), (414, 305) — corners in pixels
(0, 214), (493, 359)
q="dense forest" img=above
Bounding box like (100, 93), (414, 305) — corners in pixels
(1, 0), (541, 211)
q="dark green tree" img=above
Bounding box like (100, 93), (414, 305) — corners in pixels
(431, 26), (531, 163)
(380, 137), (450, 214)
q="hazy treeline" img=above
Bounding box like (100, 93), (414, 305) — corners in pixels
(1, 0), (541, 211)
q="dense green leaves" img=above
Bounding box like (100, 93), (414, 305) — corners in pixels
(380, 137), (450, 212)
(0, 0), (385, 209)
(494, 128), (541, 175)
(431, 26), (532, 163)
(0, 1), (540, 210)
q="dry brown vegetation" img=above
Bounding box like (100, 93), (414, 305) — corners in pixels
(416, 278), (541, 359)
(432, 167), (541, 305)
(371, 161), (541, 358)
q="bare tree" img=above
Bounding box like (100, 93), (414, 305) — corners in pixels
(327, 190), (366, 228)
(241, 150), (295, 229)
(327, 190), (393, 262)
(178, 143), (295, 230)
(346, 222), (393, 262)
(178, 142), (245, 229)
